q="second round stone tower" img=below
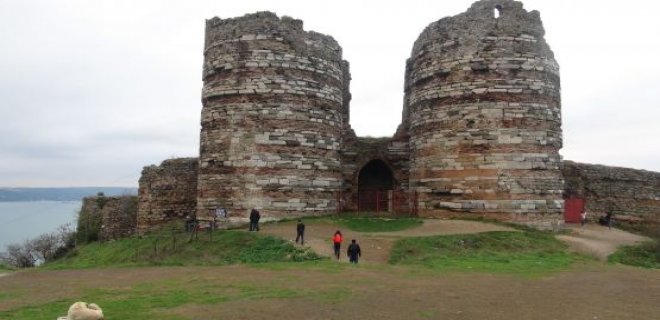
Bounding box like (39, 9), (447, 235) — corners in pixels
(197, 12), (351, 219)
(404, 0), (564, 218)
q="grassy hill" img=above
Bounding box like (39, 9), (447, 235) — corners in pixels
(47, 229), (321, 269)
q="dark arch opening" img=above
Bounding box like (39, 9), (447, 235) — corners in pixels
(357, 160), (395, 212)
(358, 159), (394, 192)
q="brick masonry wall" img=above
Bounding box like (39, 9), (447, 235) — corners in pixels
(137, 158), (198, 234)
(80, 195), (137, 241)
(404, 0), (563, 219)
(563, 161), (660, 225)
(197, 12), (351, 220)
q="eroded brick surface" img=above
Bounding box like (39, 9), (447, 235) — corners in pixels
(403, 0), (564, 219)
(197, 12), (351, 220)
(80, 196), (137, 241)
(137, 158), (198, 233)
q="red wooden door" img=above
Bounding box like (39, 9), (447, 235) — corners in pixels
(564, 197), (585, 223)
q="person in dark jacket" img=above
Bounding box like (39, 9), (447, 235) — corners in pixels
(296, 219), (305, 245)
(347, 239), (361, 264)
(249, 208), (260, 231)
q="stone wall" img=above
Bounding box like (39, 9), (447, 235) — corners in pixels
(79, 195), (137, 242)
(563, 161), (660, 225)
(137, 158), (198, 234)
(197, 12), (351, 220)
(340, 130), (410, 211)
(404, 0), (563, 219)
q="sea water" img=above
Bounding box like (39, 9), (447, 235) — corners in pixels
(0, 201), (81, 251)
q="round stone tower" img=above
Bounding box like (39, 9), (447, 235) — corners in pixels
(197, 12), (351, 219)
(404, 0), (563, 219)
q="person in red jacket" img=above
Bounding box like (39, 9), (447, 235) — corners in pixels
(332, 230), (343, 260)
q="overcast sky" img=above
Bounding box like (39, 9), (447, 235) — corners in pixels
(1, 0), (658, 187)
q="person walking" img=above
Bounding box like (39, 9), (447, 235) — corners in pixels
(332, 230), (343, 260)
(249, 208), (260, 231)
(606, 211), (613, 230)
(580, 209), (588, 227)
(347, 239), (362, 264)
(296, 219), (305, 245)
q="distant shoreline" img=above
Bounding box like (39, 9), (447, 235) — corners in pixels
(0, 187), (137, 202)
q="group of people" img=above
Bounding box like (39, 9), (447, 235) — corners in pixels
(332, 230), (362, 264)
(248, 210), (362, 263)
(295, 220), (362, 264)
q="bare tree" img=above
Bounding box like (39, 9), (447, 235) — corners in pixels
(30, 233), (60, 263)
(0, 241), (36, 268)
(0, 223), (76, 268)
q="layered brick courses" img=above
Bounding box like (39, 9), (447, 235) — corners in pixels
(404, 0), (564, 218)
(137, 158), (198, 234)
(563, 161), (660, 226)
(197, 12), (351, 219)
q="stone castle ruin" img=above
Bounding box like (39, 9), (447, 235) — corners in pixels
(134, 0), (659, 233)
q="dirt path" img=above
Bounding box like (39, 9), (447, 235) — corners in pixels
(259, 219), (514, 264)
(261, 219), (650, 263)
(557, 224), (651, 260)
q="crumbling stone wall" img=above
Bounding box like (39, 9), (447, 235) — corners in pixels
(137, 158), (198, 234)
(563, 161), (660, 225)
(404, 0), (563, 219)
(197, 12), (351, 219)
(79, 195), (137, 242)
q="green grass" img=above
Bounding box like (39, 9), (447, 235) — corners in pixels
(0, 263), (14, 271)
(0, 275), (343, 320)
(46, 230), (322, 269)
(609, 241), (660, 269)
(335, 217), (423, 232)
(389, 231), (580, 274)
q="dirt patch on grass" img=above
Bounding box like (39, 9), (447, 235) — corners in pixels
(557, 224), (651, 260)
(259, 219), (515, 264)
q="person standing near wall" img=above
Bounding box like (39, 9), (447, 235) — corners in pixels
(296, 219), (305, 245)
(332, 230), (343, 260)
(249, 208), (260, 231)
(580, 209), (588, 227)
(347, 239), (361, 264)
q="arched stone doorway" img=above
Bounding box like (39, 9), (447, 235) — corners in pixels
(357, 159), (394, 211)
